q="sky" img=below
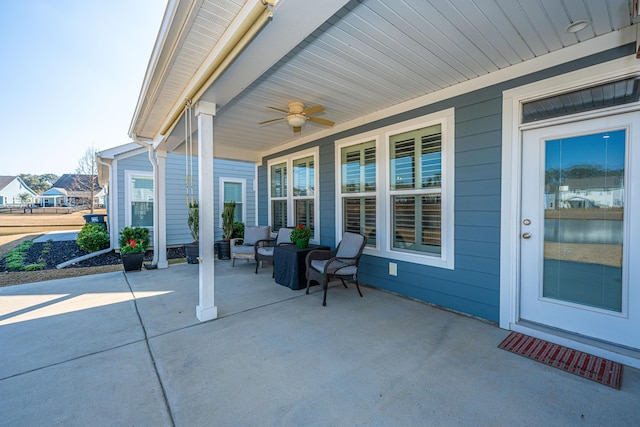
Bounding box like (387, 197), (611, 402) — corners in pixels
(0, 1), (166, 176)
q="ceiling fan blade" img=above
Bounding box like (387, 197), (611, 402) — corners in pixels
(267, 106), (290, 114)
(293, 126), (302, 133)
(259, 117), (285, 125)
(302, 105), (325, 115)
(307, 116), (335, 127)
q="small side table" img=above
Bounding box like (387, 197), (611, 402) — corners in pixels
(273, 244), (330, 290)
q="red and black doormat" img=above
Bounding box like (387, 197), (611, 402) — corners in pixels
(498, 332), (622, 389)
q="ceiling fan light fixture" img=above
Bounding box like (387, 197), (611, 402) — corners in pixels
(287, 113), (306, 127)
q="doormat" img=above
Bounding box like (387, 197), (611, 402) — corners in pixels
(498, 332), (622, 389)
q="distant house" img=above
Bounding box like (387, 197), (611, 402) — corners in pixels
(41, 174), (105, 207)
(97, 142), (256, 260)
(0, 176), (39, 206)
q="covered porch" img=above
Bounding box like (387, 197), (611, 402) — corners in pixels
(1, 261), (638, 425)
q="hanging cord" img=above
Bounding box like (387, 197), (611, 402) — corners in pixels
(184, 100), (194, 206)
(188, 101), (194, 205)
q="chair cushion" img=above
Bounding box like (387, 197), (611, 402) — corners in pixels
(310, 259), (328, 273)
(257, 247), (274, 256)
(243, 226), (270, 245)
(335, 232), (365, 258)
(310, 259), (356, 276)
(231, 245), (255, 255)
(276, 228), (293, 245)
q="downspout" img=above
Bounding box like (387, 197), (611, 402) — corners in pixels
(132, 135), (160, 267)
(96, 156), (116, 249)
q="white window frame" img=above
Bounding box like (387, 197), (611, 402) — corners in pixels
(218, 177), (246, 228)
(124, 170), (154, 229)
(335, 109), (455, 269)
(335, 135), (380, 251)
(267, 147), (320, 242)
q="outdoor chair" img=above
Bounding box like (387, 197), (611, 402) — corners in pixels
(230, 225), (271, 267)
(305, 232), (367, 306)
(254, 227), (293, 275)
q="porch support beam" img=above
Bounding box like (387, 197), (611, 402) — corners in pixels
(195, 101), (217, 322)
(155, 149), (168, 269)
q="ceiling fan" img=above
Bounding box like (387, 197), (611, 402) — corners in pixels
(259, 101), (335, 133)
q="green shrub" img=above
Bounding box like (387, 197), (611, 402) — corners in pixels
(77, 223), (110, 253)
(23, 263), (46, 271)
(119, 226), (150, 251)
(232, 222), (244, 239)
(3, 240), (34, 271)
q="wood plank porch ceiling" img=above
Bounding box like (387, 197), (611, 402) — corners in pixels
(139, 0), (635, 160)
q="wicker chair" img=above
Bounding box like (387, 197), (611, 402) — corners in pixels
(305, 232), (367, 306)
(230, 225), (271, 267)
(254, 227), (293, 275)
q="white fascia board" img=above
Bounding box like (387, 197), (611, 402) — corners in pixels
(98, 142), (144, 159)
(129, 0), (193, 137)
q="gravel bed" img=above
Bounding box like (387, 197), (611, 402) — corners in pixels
(0, 240), (186, 272)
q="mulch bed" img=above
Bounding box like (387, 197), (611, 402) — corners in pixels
(0, 240), (186, 272)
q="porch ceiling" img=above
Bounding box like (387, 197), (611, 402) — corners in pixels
(134, 0), (636, 162)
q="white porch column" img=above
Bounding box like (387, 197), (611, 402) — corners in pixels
(195, 101), (217, 321)
(156, 149), (168, 269)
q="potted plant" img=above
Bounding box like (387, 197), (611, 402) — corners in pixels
(185, 201), (199, 264)
(119, 226), (150, 271)
(290, 224), (312, 248)
(215, 202), (235, 260)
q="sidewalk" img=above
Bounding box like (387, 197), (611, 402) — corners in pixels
(1, 261), (638, 426)
(33, 230), (80, 242)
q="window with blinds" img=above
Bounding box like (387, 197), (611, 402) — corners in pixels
(272, 200), (287, 231)
(268, 149), (319, 238)
(270, 162), (287, 197)
(293, 156), (314, 196)
(340, 140), (376, 246)
(295, 199), (314, 230)
(390, 124), (442, 254)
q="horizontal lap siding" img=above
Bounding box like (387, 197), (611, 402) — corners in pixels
(166, 153), (195, 246)
(257, 46), (633, 323)
(117, 153), (255, 246)
(214, 159), (256, 241)
(356, 93), (502, 322)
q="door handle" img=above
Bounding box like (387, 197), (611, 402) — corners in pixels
(522, 233), (531, 239)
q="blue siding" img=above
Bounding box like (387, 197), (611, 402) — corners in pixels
(257, 46), (633, 322)
(114, 152), (255, 246)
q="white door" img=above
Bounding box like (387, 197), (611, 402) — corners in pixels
(520, 112), (639, 349)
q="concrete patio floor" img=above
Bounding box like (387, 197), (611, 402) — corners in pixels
(1, 259), (638, 426)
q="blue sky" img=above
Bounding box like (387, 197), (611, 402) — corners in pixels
(0, 1), (165, 176)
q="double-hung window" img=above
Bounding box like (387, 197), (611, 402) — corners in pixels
(219, 178), (245, 226)
(389, 124), (442, 255)
(125, 171), (153, 228)
(339, 140), (377, 247)
(268, 148), (319, 238)
(336, 109), (454, 269)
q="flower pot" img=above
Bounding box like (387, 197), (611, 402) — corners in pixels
(296, 239), (309, 249)
(185, 243), (199, 264)
(121, 253), (144, 272)
(216, 240), (231, 260)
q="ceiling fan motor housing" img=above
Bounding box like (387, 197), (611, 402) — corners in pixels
(287, 102), (307, 127)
